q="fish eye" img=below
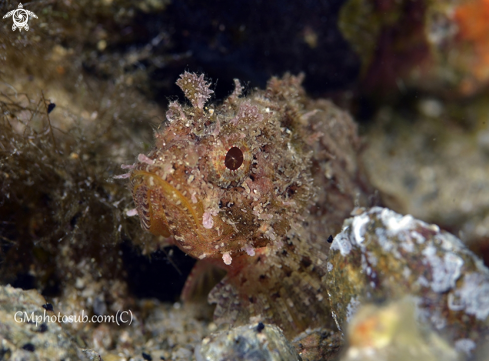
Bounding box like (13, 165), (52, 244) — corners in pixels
(225, 147), (244, 171)
(206, 141), (251, 188)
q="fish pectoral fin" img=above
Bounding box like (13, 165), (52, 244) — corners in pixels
(181, 260), (226, 303)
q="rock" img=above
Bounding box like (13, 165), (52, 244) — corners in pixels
(198, 322), (300, 361)
(327, 207), (489, 350)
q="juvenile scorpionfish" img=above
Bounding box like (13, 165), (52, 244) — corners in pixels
(124, 72), (372, 337)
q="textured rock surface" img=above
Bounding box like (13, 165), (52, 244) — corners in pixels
(62, 299), (210, 361)
(198, 322), (300, 361)
(327, 207), (489, 349)
(0, 285), (99, 361)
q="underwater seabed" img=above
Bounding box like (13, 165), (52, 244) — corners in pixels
(2, 0), (489, 360)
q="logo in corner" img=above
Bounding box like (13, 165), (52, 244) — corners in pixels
(3, 3), (38, 32)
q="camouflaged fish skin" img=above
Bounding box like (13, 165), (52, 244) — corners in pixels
(126, 72), (373, 338)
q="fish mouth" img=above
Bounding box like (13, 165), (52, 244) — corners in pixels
(131, 170), (202, 239)
(131, 170), (243, 261)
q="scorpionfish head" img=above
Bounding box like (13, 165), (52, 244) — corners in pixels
(129, 72), (315, 266)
